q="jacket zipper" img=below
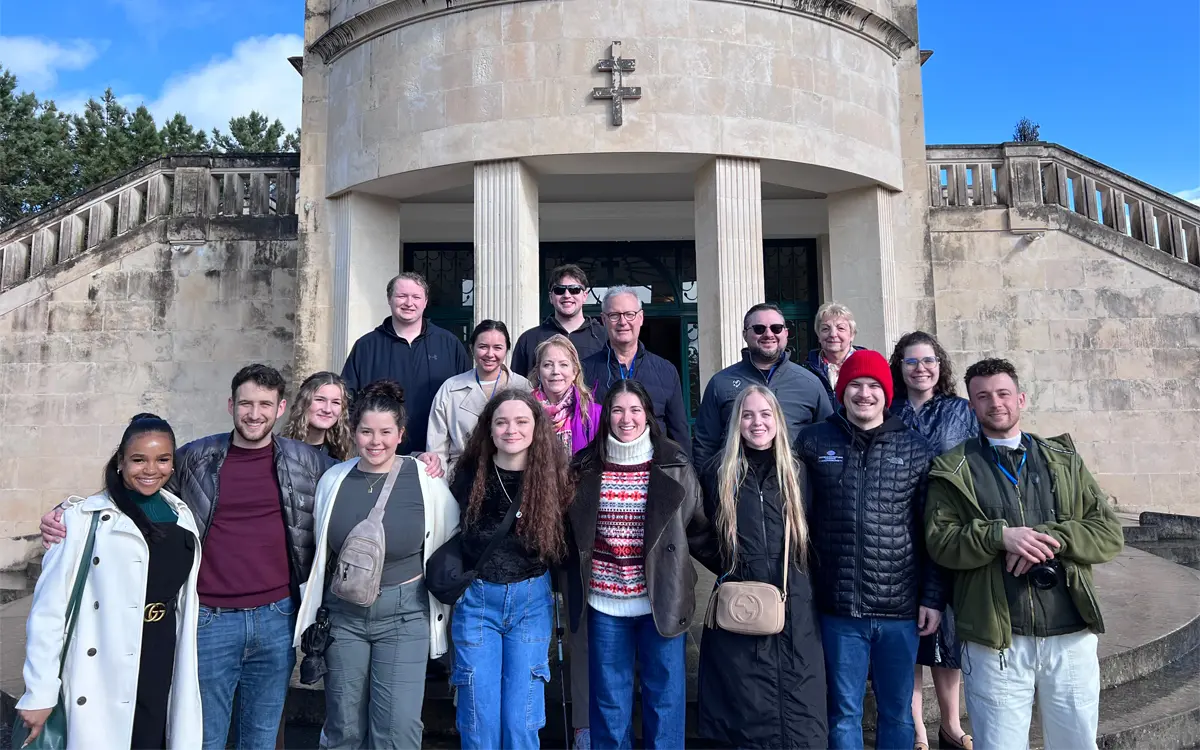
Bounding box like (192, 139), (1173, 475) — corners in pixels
(1014, 465), (1036, 635)
(853, 446), (866, 618)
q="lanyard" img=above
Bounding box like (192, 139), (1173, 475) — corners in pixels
(610, 348), (638, 381)
(476, 368), (502, 401)
(763, 362), (780, 385)
(991, 436), (1027, 488)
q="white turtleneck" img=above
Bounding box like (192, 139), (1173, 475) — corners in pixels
(605, 427), (654, 465)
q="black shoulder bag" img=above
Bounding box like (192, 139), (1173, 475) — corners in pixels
(426, 465), (524, 605)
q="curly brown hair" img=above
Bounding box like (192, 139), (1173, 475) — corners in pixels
(457, 389), (573, 562)
(888, 331), (957, 400)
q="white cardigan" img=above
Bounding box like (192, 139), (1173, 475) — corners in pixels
(18, 491), (203, 750)
(294, 457), (460, 657)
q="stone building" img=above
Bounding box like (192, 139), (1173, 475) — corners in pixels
(0, 0), (1197, 578)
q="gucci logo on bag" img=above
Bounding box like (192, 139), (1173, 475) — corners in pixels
(730, 593), (763, 622)
(144, 602), (168, 622)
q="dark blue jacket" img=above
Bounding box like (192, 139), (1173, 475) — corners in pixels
(803, 345), (867, 406)
(894, 393), (979, 455)
(341, 318), (471, 454)
(796, 412), (944, 619)
(692, 350), (832, 471)
(582, 342), (692, 458)
(511, 315), (607, 377)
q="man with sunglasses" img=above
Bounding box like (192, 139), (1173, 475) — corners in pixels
(511, 264), (607, 377)
(692, 303), (832, 469)
(925, 358), (1123, 750)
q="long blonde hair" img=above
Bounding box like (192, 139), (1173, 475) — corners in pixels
(532, 335), (595, 414)
(715, 385), (809, 569)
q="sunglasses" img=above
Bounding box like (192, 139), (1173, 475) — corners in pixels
(552, 285), (585, 296)
(746, 323), (786, 335)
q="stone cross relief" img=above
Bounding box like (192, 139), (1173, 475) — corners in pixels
(592, 41), (642, 126)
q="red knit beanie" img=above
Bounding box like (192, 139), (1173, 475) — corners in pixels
(834, 349), (894, 408)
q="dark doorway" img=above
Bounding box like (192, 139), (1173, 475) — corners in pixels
(639, 316), (683, 370)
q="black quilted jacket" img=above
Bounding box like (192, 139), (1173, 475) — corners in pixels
(166, 433), (333, 589)
(796, 412), (945, 619)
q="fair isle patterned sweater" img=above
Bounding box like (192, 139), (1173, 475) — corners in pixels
(589, 429), (655, 618)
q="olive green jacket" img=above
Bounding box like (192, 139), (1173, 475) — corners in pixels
(924, 433), (1124, 650)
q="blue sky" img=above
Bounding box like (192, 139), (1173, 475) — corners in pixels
(1, 0), (1196, 197)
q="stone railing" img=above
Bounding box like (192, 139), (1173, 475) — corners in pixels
(925, 143), (1200, 268)
(0, 154), (300, 291)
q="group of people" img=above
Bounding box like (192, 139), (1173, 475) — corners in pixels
(17, 264), (1125, 750)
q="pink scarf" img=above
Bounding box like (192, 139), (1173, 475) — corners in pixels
(535, 387), (575, 437)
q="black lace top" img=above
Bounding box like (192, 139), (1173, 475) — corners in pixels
(452, 463), (548, 584)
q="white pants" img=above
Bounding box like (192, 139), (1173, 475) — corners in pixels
(962, 631), (1100, 750)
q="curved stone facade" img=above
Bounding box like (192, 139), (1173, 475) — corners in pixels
(320, 0), (912, 196)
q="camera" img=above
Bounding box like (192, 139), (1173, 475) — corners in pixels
(1028, 559), (1062, 590)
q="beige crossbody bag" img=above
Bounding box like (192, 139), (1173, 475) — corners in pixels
(705, 511), (790, 636)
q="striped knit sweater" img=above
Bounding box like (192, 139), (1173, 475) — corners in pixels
(589, 429), (654, 618)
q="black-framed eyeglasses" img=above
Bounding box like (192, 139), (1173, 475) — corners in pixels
(746, 323), (786, 336)
(902, 356), (939, 368)
(603, 310), (641, 323)
(552, 285), (585, 296)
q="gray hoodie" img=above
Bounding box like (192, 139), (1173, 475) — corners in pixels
(692, 350), (833, 471)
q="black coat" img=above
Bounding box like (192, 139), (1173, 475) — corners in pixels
(340, 317), (472, 454)
(166, 433), (333, 594)
(510, 315), (607, 377)
(795, 413), (945, 619)
(697, 454), (828, 749)
(582, 343), (693, 458)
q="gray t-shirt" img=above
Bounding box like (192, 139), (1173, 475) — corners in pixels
(327, 460), (426, 586)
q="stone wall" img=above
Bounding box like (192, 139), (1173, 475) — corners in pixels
(313, 0), (912, 195)
(931, 207), (1200, 514)
(0, 157), (301, 571)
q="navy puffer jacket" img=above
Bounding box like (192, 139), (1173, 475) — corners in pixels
(894, 393), (979, 455)
(796, 412), (945, 619)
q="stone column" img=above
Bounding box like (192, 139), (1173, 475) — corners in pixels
(826, 185), (901, 351)
(694, 157), (765, 388)
(473, 160), (540, 335)
(330, 192), (401, 365)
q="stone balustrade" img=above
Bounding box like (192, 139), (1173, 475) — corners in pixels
(926, 142), (1200, 269)
(0, 154), (300, 291)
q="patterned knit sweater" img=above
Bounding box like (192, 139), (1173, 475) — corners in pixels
(589, 429), (654, 618)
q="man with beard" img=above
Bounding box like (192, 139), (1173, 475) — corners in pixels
(795, 350), (944, 750)
(925, 358), (1123, 750)
(40, 365), (330, 749)
(692, 302), (832, 470)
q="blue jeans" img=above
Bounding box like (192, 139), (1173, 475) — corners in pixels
(451, 574), (553, 750)
(588, 608), (686, 750)
(197, 596), (297, 750)
(820, 615), (920, 750)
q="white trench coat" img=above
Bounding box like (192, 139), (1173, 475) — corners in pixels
(18, 490), (204, 749)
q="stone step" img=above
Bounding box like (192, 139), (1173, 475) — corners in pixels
(1140, 513), (1200, 542)
(1129, 540), (1200, 569)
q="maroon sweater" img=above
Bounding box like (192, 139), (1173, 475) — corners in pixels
(196, 443), (292, 608)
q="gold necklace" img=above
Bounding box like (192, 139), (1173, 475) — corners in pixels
(365, 471), (387, 494)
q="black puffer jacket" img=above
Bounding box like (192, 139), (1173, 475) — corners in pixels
(795, 413), (944, 619)
(166, 433), (333, 590)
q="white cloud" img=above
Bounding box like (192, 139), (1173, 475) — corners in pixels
(0, 37), (103, 92)
(146, 34), (303, 132)
(1174, 188), (1200, 206)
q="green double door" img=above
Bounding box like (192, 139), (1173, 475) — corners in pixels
(405, 239), (819, 425)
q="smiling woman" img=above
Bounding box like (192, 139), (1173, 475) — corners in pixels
(16, 413), (204, 749)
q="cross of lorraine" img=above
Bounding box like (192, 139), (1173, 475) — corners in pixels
(593, 41), (642, 127)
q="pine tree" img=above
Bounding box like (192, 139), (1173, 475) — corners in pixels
(129, 105), (164, 165)
(159, 113), (210, 153)
(212, 111), (288, 153)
